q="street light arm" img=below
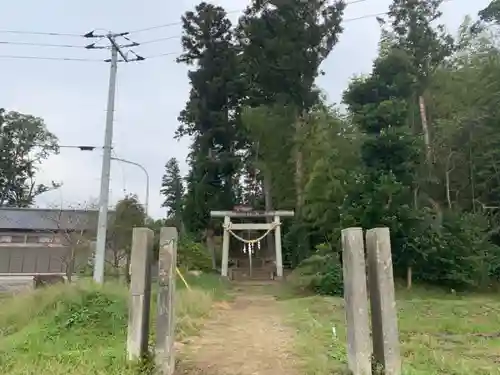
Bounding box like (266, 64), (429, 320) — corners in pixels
(111, 157), (149, 179)
(110, 157), (149, 219)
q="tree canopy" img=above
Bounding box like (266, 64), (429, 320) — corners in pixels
(0, 108), (59, 207)
(166, 0), (500, 291)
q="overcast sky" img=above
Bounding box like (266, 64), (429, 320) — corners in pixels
(0, 0), (489, 218)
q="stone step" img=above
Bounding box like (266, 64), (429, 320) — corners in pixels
(233, 258), (274, 269)
(230, 267), (275, 281)
(232, 280), (279, 287)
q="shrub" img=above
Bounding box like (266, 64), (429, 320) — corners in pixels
(409, 210), (500, 289)
(177, 235), (213, 272)
(289, 243), (344, 296)
(0, 280), (218, 375)
(339, 171), (500, 290)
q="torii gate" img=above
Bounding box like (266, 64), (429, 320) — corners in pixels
(210, 209), (295, 279)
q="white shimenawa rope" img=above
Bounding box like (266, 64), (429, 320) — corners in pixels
(223, 221), (280, 244)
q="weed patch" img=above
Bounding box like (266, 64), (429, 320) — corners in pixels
(0, 275), (228, 375)
(281, 288), (500, 375)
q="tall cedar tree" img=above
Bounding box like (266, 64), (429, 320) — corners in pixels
(237, 0), (346, 209)
(237, 0), (346, 262)
(384, 0), (454, 167)
(238, 0), (345, 110)
(177, 2), (243, 234)
(479, 0), (500, 24)
(160, 157), (184, 219)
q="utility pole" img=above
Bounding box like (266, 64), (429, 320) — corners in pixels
(84, 30), (144, 283)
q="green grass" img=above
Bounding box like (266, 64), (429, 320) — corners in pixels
(0, 273), (228, 375)
(10, 272), (495, 375)
(177, 270), (232, 301)
(276, 285), (500, 375)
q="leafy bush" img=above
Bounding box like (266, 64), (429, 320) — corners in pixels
(177, 235), (213, 272)
(337, 171), (500, 290)
(408, 210), (500, 289)
(283, 218), (313, 268)
(289, 243), (344, 296)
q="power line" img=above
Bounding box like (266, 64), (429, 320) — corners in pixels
(137, 35), (179, 46)
(0, 31), (145, 63)
(0, 41), (88, 48)
(0, 29), (82, 37)
(345, 11), (388, 22)
(128, 9), (241, 35)
(144, 51), (179, 59)
(0, 6), (405, 64)
(133, 7), (387, 51)
(136, 10), (389, 58)
(2, 0), (370, 38)
(0, 52), (168, 62)
(0, 10), (387, 52)
(128, 0), (370, 35)
(0, 54), (104, 62)
(0, 0), (446, 44)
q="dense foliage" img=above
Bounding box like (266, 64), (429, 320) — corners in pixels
(0, 109), (59, 207)
(177, 235), (213, 272)
(164, 0), (500, 293)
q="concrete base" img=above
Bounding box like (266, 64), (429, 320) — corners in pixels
(0, 276), (35, 294)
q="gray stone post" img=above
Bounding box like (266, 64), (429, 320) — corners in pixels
(341, 227), (372, 375)
(366, 227), (401, 375)
(221, 216), (230, 277)
(127, 227), (153, 361)
(273, 215), (283, 278)
(155, 227), (178, 375)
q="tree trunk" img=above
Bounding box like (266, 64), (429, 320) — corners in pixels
(65, 248), (75, 283)
(263, 167), (274, 258)
(125, 253), (131, 285)
(113, 249), (120, 278)
(295, 146), (304, 213)
(469, 129), (476, 212)
(408, 188), (419, 291)
(445, 171), (452, 209)
(178, 218), (186, 236)
(427, 196), (443, 228)
(205, 228), (217, 270)
(295, 116), (305, 213)
(406, 266), (412, 290)
(445, 151), (455, 209)
(418, 95), (432, 165)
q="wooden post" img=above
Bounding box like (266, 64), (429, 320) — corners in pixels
(274, 215), (283, 278)
(342, 227), (372, 375)
(127, 228), (153, 361)
(221, 216), (230, 277)
(248, 241), (253, 278)
(155, 227), (178, 375)
(366, 227), (401, 375)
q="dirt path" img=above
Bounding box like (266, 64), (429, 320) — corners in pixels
(177, 288), (300, 375)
